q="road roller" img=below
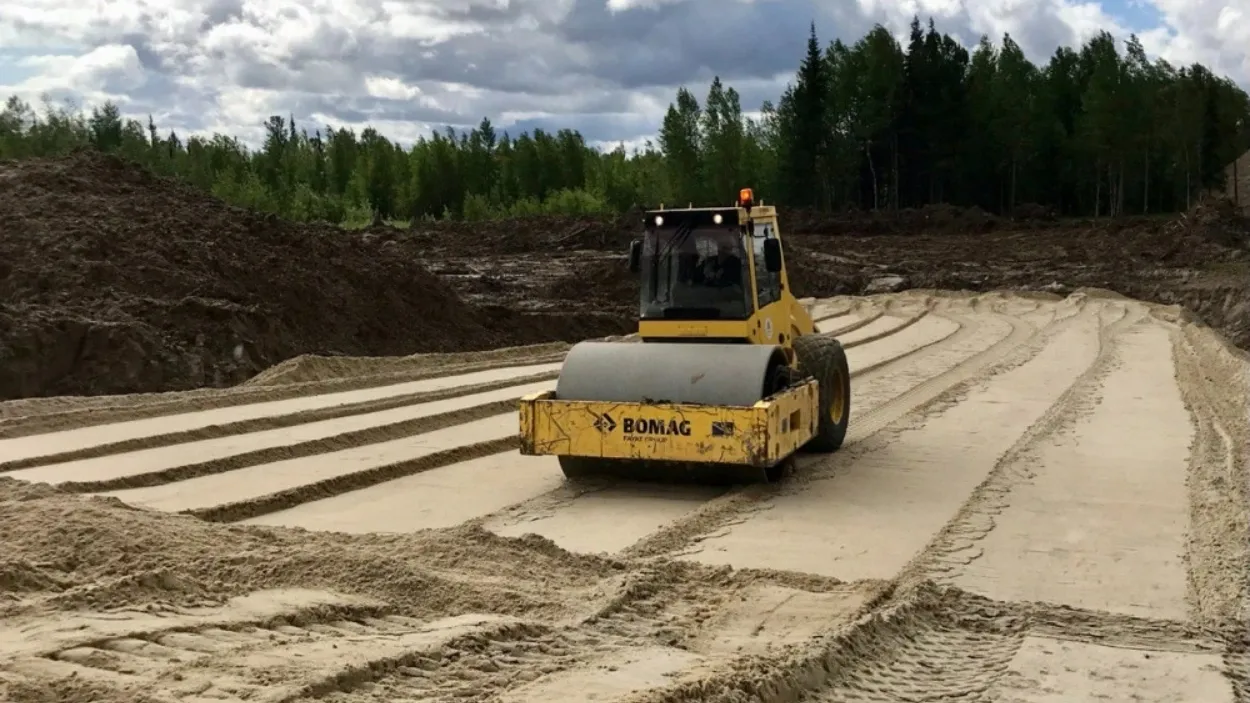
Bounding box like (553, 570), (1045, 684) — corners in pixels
(517, 188), (851, 483)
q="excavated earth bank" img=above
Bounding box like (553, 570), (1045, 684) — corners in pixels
(0, 152), (631, 401)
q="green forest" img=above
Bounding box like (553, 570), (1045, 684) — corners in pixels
(1, 17), (1248, 225)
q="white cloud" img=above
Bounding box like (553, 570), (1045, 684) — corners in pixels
(0, 0), (1245, 150)
(364, 75), (420, 100)
(4, 43), (148, 108)
(1141, 0), (1250, 81)
(605, 0), (687, 11)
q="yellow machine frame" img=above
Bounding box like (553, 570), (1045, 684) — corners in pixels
(518, 188), (845, 477)
(518, 378), (818, 468)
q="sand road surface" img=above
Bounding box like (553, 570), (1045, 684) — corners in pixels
(2, 290), (1249, 703)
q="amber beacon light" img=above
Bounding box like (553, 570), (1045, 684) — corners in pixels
(738, 188), (753, 208)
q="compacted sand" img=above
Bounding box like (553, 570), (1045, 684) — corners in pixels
(2, 291), (1247, 703)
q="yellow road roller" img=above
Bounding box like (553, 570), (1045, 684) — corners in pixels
(518, 188), (851, 483)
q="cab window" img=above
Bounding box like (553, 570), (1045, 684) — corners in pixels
(638, 226), (751, 320)
(752, 223), (781, 307)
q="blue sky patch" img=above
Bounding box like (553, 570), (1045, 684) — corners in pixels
(1101, 0), (1166, 32)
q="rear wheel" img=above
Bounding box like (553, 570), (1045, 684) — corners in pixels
(558, 456), (598, 479)
(794, 335), (850, 453)
(557, 456), (769, 485)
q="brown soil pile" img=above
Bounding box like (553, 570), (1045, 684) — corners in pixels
(0, 152), (622, 401)
(410, 203), (1072, 248)
(784, 246), (872, 298)
(790, 198), (1250, 348)
(784, 203), (1002, 236)
(1160, 195), (1250, 254)
(545, 257), (637, 313)
(396, 211), (641, 256)
(538, 250), (868, 315)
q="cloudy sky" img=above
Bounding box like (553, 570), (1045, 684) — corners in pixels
(0, 0), (1246, 151)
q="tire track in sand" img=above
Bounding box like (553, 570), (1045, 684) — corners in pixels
(3, 564), (889, 703)
(607, 295), (1058, 562)
(1, 588), (550, 703)
(899, 306), (1209, 624)
(537, 306), (1232, 703)
(25, 304), (869, 533)
(0, 362), (564, 465)
(818, 308), (883, 336)
(225, 301), (942, 536)
(308, 565), (886, 703)
(3, 307), (872, 472)
(163, 297), (945, 532)
(1171, 322), (1250, 631)
(268, 557), (1223, 703)
(6, 293), (1242, 703)
(42, 298), (991, 542)
(811, 311), (864, 333)
(875, 300), (1249, 669)
(2, 486), (892, 703)
(609, 300), (1240, 703)
(0, 371), (562, 472)
(612, 580), (1232, 703)
(0, 347), (571, 436)
(119, 415), (523, 523)
(663, 298), (1118, 580)
(475, 296), (1024, 556)
(11, 383), (553, 492)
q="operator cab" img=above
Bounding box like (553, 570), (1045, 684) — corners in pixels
(629, 188), (783, 321)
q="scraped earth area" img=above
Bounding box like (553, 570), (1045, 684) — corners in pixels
(3, 153), (1250, 702)
(3, 290), (1249, 703)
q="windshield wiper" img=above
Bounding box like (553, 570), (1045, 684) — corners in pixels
(655, 219), (696, 268)
(647, 219), (695, 305)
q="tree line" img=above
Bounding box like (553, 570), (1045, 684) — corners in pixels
(0, 17), (1247, 225)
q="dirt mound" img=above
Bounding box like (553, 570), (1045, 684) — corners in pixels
(783, 204), (1004, 236)
(0, 152), (617, 401)
(400, 211), (640, 257)
(406, 203), (1097, 254)
(411, 205), (1058, 251)
(428, 201), (1250, 349)
(545, 257), (637, 309)
(1170, 195), (1250, 253)
(538, 248), (874, 313)
(790, 202), (1250, 349)
(785, 246), (872, 298)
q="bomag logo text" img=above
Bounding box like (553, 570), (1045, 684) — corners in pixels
(622, 418), (691, 436)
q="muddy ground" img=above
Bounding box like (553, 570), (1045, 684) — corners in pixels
(2, 151), (1249, 401)
(431, 198), (1250, 355)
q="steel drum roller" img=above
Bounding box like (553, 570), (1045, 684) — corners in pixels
(555, 341), (790, 406)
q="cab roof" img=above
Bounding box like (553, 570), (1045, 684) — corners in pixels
(641, 207), (743, 228)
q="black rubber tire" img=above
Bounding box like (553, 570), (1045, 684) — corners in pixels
(557, 456), (767, 485)
(558, 456), (599, 479)
(793, 335), (851, 453)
